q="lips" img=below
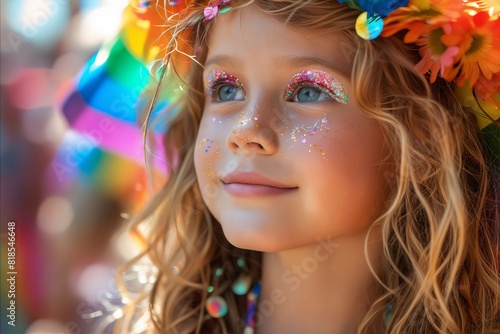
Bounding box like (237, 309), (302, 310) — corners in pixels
(221, 172), (298, 197)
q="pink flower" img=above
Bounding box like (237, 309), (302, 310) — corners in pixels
(204, 4), (219, 20)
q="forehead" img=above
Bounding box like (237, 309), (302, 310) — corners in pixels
(204, 5), (354, 77)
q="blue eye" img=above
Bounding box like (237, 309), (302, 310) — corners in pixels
(292, 86), (331, 103)
(216, 84), (245, 102)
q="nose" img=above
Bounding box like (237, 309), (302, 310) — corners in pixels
(226, 106), (279, 155)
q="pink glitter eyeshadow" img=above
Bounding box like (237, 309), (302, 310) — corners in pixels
(285, 69), (348, 104)
(205, 69), (243, 97)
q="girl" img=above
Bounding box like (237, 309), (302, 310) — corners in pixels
(115, 0), (500, 333)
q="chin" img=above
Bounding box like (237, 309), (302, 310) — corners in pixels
(219, 222), (310, 253)
(219, 224), (272, 251)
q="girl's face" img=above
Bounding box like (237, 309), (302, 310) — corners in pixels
(194, 6), (390, 252)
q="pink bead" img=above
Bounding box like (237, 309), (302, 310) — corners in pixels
(205, 295), (228, 318)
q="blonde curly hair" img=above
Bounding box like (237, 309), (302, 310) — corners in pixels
(115, 1), (500, 333)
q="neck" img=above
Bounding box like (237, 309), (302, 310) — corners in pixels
(256, 226), (383, 334)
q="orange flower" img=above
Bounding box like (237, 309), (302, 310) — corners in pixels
(382, 0), (463, 38)
(382, 0), (500, 96)
(474, 72), (500, 107)
(453, 11), (500, 88)
(415, 29), (460, 82)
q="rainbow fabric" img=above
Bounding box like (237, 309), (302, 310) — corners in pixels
(52, 3), (179, 209)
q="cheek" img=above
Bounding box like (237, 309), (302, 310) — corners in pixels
(195, 117), (221, 176)
(279, 114), (331, 161)
(195, 138), (221, 180)
(298, 111), (386, 176)
(195, 114), (234, 196)
(294, 118), (388, 229)
(194, 122), (222, 210)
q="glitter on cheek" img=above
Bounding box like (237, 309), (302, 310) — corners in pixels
(309, 143), (328, 160)
(210, 116), (223, 124)
(284, 115), (330, 160)
(198, 138), (214, 153)
(198, 138), (221, 177)
(290, 115), (329, 143)
(310, 124), (318, 135)
(307, 144), (328, 161)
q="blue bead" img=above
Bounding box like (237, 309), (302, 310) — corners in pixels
(231, 274), (251, 295)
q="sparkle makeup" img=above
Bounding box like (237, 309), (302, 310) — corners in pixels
(230, 106), (261, 145)
(205, 69), (244, 98)
(289, 115), (330, 160)
(290, 116), (328, 143)
(198, 138), (220, 178)
(285, 69), (349, 104)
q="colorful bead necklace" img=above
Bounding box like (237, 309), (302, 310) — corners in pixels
(243, 282), (261, 334)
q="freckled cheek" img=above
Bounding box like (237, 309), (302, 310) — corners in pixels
(315, 125), (386, 188)
(194, 115), (229, 182)
(280, 115), (331, 160)
(282, 121), (377, 178)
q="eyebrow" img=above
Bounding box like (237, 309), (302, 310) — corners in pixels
(204, 55), (351, 78)
(279, 56), (351, 78)
(204, 55), (244, 70)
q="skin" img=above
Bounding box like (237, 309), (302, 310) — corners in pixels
(193, 5), (392, 333)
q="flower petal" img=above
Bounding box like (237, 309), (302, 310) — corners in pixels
(204, 5), (218, 20)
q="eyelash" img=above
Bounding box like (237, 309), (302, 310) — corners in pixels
(284, 81), (336, 103)
(285, 70), (348, 104)
(205, 70), (244, 101)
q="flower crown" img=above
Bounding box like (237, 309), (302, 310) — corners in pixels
(340, 0), (500, 120)
(339, 0), (500, 137)
(138, 0), (499, 121)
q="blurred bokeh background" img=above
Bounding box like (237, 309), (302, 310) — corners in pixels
(1, 1), (159, 332)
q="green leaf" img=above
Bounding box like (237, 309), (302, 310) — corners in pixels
(482, 121), (500, 168)
(219, 7), (232, 14)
